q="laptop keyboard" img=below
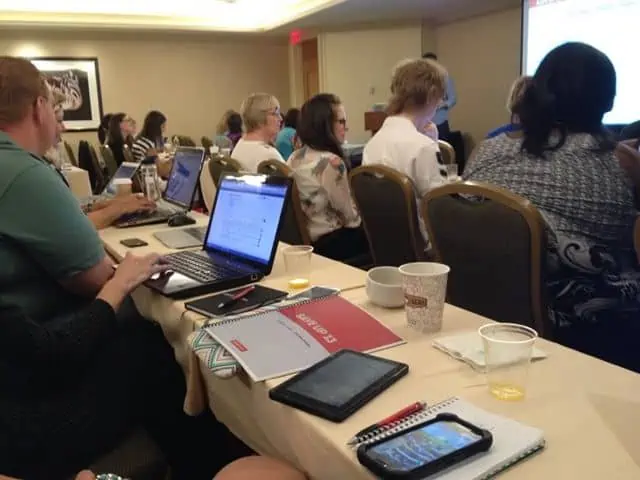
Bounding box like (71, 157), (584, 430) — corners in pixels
(165, 251), (239, 283)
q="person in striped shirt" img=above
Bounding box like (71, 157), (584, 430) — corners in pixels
(131, 110), (167, 162)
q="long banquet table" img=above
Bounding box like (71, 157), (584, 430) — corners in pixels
(100, 213), (640, 479)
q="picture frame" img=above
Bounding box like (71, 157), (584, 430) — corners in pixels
(30, 57), (104, 132)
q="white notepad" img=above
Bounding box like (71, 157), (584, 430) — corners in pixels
(433, 331), (547, 371)
(358, 397), (545, 480)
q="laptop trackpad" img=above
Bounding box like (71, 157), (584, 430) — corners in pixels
(144, 270), (200, 294)
(154, 229), (202, 249)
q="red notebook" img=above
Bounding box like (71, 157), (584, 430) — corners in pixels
(204, 295), (405, 382)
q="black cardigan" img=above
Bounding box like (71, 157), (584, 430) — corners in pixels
(0, 300), (119, 396)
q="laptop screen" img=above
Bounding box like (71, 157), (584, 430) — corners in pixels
(164, 149), (204, 208)
(205, 175), (288, 265)
(104, 162), (139, 195)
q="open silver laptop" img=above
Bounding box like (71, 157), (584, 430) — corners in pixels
(115, 147), (205, 228)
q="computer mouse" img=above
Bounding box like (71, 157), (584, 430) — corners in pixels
(167, 213), (196, 227)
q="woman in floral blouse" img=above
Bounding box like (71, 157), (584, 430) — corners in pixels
(287, 94), (368, 261)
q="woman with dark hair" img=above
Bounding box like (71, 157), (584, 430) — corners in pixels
(288, 94), (368, 261)
(97, 113), (112, 145)
(131, 110), (167, 162)
(275, 108), (300, 160)
(106, 112), (135, 166)
(464, 42), (640, 371)
(226, 112), (243, 150)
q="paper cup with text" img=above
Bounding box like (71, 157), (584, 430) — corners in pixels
(112, 178), (133, 197)
(399, 262), (450, 333)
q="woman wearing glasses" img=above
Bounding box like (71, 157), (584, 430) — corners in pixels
(232, 93), (284, 171)
(288, 93), (368, 261)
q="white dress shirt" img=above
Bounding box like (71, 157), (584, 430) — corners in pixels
(363, 115), (446, 242)
(231, 138), (284, 172)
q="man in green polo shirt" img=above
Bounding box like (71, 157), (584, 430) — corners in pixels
(0, 57), (114, 319)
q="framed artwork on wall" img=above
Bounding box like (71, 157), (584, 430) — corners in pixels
(30, 57), (104, 132)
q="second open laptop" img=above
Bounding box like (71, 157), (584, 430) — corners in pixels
(145, 172), (292, 299)
(115, 146), (205, 228)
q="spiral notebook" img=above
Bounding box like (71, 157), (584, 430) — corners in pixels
(357, 397), (545, 479)
(204, 295), (405, 382)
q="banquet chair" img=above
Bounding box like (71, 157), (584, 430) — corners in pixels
(422, 181), (552, 338)
(78, 141), (105, 194)
(99, 145), (118, 178)
(199, 159), (216, 212)
(90, 428), (167, 480)
(209, 155), (243, 186)
(173, 135), (197, 147)
(349, 165), (428, 267)
(257, 159), (311, 245)
(201, 136), (214, 154)
(437, 140), (456, 165)
(63, 141), (78, 166)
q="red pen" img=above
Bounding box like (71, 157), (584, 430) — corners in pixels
(347, 401), (427, 445)
(217, 285), (256, 309)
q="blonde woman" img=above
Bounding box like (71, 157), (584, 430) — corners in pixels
(363, 57), (448, 242)
(232, 93), (284, 171)
(486, 75), (532, 138)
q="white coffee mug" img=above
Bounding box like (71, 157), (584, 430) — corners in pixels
(399, 262), (450, 333)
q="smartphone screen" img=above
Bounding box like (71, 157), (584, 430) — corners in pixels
(367, 421), (482, 472)
(286, 286), (339, 302)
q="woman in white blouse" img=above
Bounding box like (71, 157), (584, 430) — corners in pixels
(287, 93), (368, 261)
(363, 57), (448, 241)
(232, 93), (284, 171)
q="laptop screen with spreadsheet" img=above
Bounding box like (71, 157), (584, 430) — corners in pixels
(204, 175), (288, 266)
(163, 148), (205, 208)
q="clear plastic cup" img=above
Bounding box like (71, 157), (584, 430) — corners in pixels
(478, 323), (538, 401)
(445, 164), (459, 182)
(282, 246), (313, 289)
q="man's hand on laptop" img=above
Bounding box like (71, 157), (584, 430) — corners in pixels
(112, 194), (156, 215)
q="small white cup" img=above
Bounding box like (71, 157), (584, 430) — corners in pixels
(112, 178), (133, 197)
(399, 262), (450, 333)
(366, 266), (404, 308)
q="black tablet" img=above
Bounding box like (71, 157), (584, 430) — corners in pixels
(269, 349), (409, 422)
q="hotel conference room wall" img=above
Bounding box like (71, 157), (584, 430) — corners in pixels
(319, 25), (423, 144)
(428, 8), (522, 144)
(0, 30), (290, 145)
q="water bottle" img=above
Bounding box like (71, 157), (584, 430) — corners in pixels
(141, 161), (160, 201)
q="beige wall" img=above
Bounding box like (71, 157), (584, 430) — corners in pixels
(318, 25), (423, 143)
(428, 8), (522, 144)
(0, 30), (290, 147)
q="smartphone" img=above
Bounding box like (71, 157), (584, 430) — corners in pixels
(120, 238), (148, 248)
(286, 286), (339, 302)
(358, 413), (492, 479)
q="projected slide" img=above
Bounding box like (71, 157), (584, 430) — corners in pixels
(523, 0), (640, 124)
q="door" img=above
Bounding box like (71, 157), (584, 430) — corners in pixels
(301, 38), (319, 101)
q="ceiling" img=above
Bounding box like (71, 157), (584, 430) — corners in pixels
(0, 0), (521, 33)
(280, 0), (521, 31)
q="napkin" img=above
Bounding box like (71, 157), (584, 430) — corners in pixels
(433, 330), (547, 371)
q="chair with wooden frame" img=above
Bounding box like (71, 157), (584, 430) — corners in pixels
(437, 140), (456, 165)
(349, 165), (428, 267)
(87, 144), (107, 194)
(257, 159), (312, 245)
(173, 135), (197, 147)
(208, 155), (243, 187)
(422, 181), (552, 339)
(99, 145), (118, 178)
(201, 136), (214, 154)
(63, 141), (78, 166)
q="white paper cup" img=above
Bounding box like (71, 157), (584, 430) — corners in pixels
(112, 178), (133, 197)
(399, 262), (450, 333)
